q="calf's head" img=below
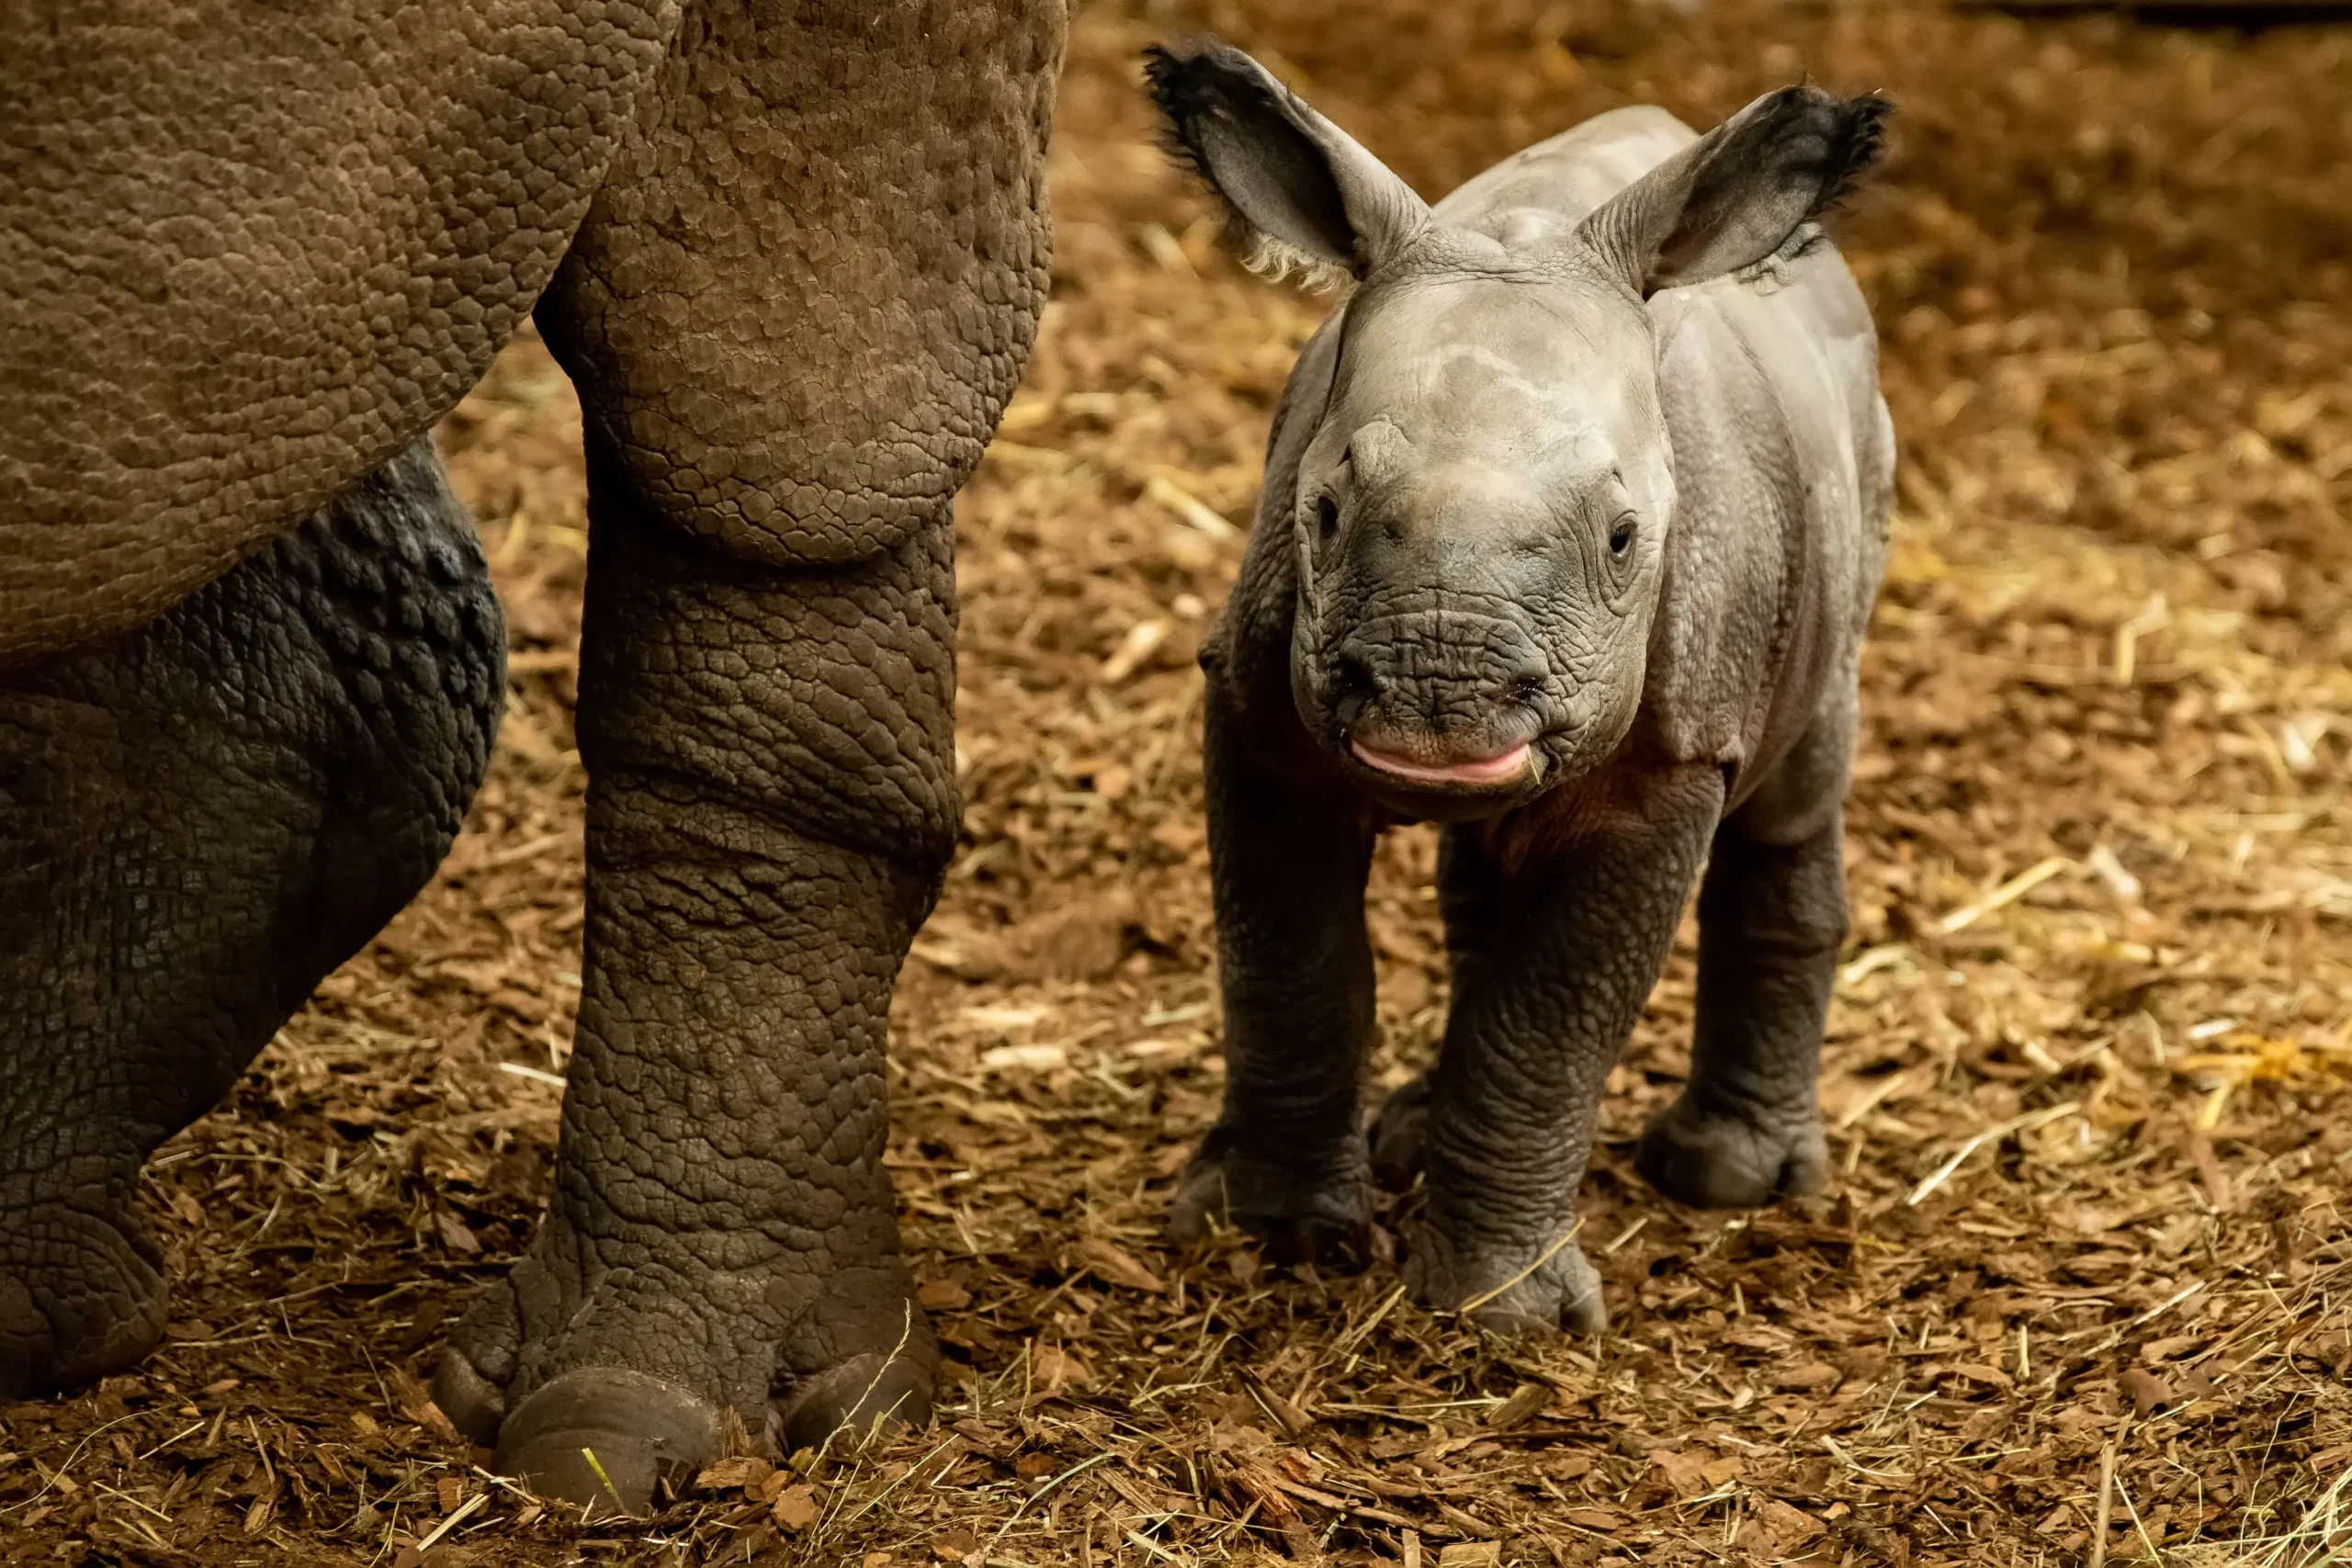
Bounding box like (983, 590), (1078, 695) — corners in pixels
(1148, 43), (1886, 818)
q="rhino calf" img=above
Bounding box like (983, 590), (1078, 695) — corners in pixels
(1147, 43), (1894, 1331)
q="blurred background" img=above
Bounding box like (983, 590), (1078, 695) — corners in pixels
(7, 2), (2352, 1563)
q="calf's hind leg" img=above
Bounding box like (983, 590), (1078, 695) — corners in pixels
(0, 438), (503, 1396)
(1635, 754), (1849, 1209)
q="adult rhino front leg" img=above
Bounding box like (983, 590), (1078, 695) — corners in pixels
(431, 0), (1060, 1513)
(434, 505), (957, 1506)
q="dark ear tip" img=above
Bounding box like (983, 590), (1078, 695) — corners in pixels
(1141, 37), (1251, 95)
(1141, 37), (1254, 130)
(1144, 37), (1232, 186)
(1140, 39), (1195, 115)
(1140, 39), (1204, 82)
(1839, 92), (1896, 152)
(1817, 91), (1893, 211)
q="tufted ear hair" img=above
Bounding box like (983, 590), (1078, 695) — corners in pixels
(1144, 39), (1432, 288)
(1576, 85), (1891, 299)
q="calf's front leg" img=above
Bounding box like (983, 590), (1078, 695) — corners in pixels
(1407, 766), (1723, 1333)
(1170, 682), (1379, 1262)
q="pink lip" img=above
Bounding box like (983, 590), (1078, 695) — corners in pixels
(1349, 739), (1533, 786)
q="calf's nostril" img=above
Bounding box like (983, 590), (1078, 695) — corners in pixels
(1328, 652), (1378, 727)
(1499, 673), (1546, 707)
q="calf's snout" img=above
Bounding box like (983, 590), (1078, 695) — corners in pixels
(1322, 608), (1551, 772)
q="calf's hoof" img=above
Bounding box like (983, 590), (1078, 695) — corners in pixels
(1169, 1129), (1371, 1267)
(1404, 1219), (1606, 1337)
(0, 1213), (170, 1398)
(1367, 1074), (1433, 1191)
(1634, 1092), (1826, 1209)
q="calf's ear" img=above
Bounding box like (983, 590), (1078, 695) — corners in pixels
(1577, 86), (1890, 298)
(1145, 40), (1431, 287)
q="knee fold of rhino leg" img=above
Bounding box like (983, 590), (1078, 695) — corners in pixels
(530, 0), (1058, 574)
(280, 438), (508, 909)
(563, 420), (997, 574)
(0, 431), (504, 1074)
(573, 457), (965, 888)
(198, 438), (508, 978)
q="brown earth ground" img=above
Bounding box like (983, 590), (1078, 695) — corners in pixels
(10, 2), (2352, 1563)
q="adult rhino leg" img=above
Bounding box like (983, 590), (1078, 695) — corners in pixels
(435, 493), (959, 1508)
(1635, 716), (1853, 1210)
(432, 0), (1060, 1512)
(0, 439), (503, 1396)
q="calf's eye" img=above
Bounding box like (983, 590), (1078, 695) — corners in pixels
(1316, 495), (1340, 537)
(1608, 516), (1636, 556)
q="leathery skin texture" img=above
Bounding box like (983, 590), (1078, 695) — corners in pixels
(433, 454), (961, 1488)
(1633, 812), (1847, 1212)
(0, 437), (503, 1400)
(1394, 769), (1725, 1334)
(1153, 46), (1889, 1332)
(0, 0), (674, 663)
(6, 0), (1060, 1515)
(538, 0), (1061, 568)
(429, 0), (1060, 1502)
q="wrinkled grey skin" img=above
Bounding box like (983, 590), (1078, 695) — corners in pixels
(2, 0), (1060, 1516)
(1148, 44), (1893, 1332)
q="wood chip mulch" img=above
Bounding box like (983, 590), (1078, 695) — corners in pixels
(7, 1), (2352, 1563)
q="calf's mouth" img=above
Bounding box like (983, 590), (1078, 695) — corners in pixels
(1306, 606), (1563, 810)
(1348, 736), (1533, 787)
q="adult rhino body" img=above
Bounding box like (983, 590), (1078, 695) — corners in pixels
(1149, 46), (1893, 1330)
(1, 0), (1063, 1513)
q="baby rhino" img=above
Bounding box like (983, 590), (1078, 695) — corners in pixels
(1147, 44), (1894, 1332)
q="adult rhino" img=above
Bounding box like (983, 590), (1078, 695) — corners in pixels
(1, 0), (1061, 1515)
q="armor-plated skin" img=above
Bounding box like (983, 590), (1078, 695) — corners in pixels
(1, 0), (1063, 1515)
(1148, 44), (1892, 1331)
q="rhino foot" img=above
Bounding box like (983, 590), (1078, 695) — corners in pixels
(1374, 1075), (1607, 1335)
(1403, 1216), (1606, 1337)
(1168, 1127), (1372, 1268)
(434, 1239), (934, 1517)
(485, 1368), (727, 1520)
(471, 1360), (922, 1520)
(0, 1205), (169, 1400)
(1634, 1090), (1826, 1210)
